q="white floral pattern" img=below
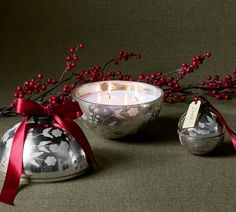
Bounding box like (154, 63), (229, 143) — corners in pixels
(49, 144), (59, 153)
(52, 129), (62, 137)
(45, 156), (57, 166)
(127, 108), (139, 117)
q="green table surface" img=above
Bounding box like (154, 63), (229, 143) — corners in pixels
(0, 1), (236, 211)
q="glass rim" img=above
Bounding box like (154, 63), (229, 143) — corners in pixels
(71, 80), (164, 106)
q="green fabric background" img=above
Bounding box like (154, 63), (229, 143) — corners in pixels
(0, 0), (236, 211)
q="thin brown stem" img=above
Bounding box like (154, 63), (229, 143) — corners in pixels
(100, 58), (117, 72)
(161, 68), (181, 77)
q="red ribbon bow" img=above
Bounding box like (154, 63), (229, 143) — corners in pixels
(0, 99), (97, 205)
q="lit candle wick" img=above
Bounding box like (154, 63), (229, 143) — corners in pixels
(107, 82), (112, 99)
(107, 93), (111, 99)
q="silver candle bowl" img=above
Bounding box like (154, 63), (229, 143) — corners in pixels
(72, 80), (163, 139)
(178, 109), (224, 155)
(0, 117), (90, 182)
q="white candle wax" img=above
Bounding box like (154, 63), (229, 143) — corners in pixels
(81, 90), (156, 105)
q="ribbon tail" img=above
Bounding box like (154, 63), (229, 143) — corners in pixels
(199, 96), (236, 150)
(0, 117), (29, 205)
(214, 111), (236, 150)
(53, 115), (97, 169)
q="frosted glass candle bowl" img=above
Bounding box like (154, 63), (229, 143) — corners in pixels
(72, 80), (163, 139)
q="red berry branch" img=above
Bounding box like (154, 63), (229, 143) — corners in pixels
(0, 42), (235, 117)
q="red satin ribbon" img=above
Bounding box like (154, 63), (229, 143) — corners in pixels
(0, 99), (97, 205)
(199, 95), (236, 150)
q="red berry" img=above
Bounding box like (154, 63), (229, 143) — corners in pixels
(73, 56), (78, 61)
(174, 94), (179, 99)
(207, 75), (212, 80)
(66, 56), (71, 61)
(136, 54), (141, 59)
(41, 84), (47, 91)
(71, 62), (76, 68)
(224, 94), (230, 100)
(223, 82), (229, 87)
(233, 69), (236, 74)
(157, 72), (162, 76)
(24, 86), (29, 90)
(70, 48), (75, 53)
(193, 96), (198, 103)
(66, 65), (72, 71)
(174, 83), (180, 89)
(59, 95), (64, 101)
(181, 95), (186, 101)
(29, 81), (34, 87)
(70, 83), (76, 89)
(14, 92), (19, 98)
(34, 89), (39, 94)
(200, 81), (206, 86)
(180, 70), (186, 76)
(225, 74), (232, 80)
(205, 52), (211, 57)
(18, 93), (24, 98)
(164, 93), (169, 99)
(51, 79), (57, 84)
(113, 60), (119, 65)
(215, 95), (222, 100)
(214, 75), (219, 80)
(51, 99), (57, 105)
(107, 71), (112, 76)
(79, 43), (84, 49)
(34, 84), (39, 89)
(150, 74), (156, 79)
(31, 78), (36, 82)
(138, 74), (144, 80)
(168, 99), (174, 104)
(9, 103), (15, 109)
(116, 71), (122, 75)
(47, 78), (52, 84)
(27, 90), (32, 95)
(51, 96), (57, 101)
(186, 67), (192, 73)
(37, 73), (43, 79)
(90, 76), (95, 81)
(208, 82), (213, 87)
(192, 61), (198, 69)
(118, 75), (123, 80)
(16, 86), (22, 91)
(119, 51), (124, 55)
(123, 53), (128, 60)
(211, 90), (217, 95)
